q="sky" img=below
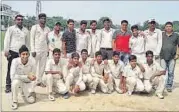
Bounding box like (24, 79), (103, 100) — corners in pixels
(2, 1), (179, 25)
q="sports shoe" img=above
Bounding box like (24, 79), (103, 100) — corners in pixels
(91, 90), (96, 94)
(128, 91), (132, 96)
(167, 88), (172, 92)
(63, 92), (70, 99)
(156, 93), (164, 99)
(116, 88), (123, 94)
(48, 94), (55, 101)
(11, 102), (18, 110)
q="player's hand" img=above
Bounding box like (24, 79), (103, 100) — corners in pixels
(74, 85), (80, 93)
(4, 51), (9, 57)
(28, 74), (36, 81)
(104, 59), (108, 65)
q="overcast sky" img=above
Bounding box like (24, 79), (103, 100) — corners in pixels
(2, 1), (179, 25)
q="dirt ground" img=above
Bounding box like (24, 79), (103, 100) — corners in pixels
(1, 52), (179, 111)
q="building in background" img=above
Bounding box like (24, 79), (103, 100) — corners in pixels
(1, 3), (19, 30)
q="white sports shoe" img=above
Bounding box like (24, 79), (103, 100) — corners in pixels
(11, 102), (18, 110)
(128, 91), (132, 96)
(48, 94), (55, 101)
(91, 90), (96, 94)
(116, 88), (123, 94)
(156, 93), (164, 99)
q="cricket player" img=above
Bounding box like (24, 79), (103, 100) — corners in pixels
(88, 20), (100, 58)
(123, 55), (144, 96)
(90, 51), (114, 94)
(63, 52), (86, 95)
(11, 45), (36, 110)
(144, 19), (162, 63)
(129, 25), (146, 63)
(43, 48), (69, 101)
(79, 49), (93, 89)
(108, 51), (125, 94)
(4, 14), (30, 93)
(30, 13), (50, 86)
(76, 20), (91, 55)
(142, 50), (166, 99)
(48, 22), (63, 59)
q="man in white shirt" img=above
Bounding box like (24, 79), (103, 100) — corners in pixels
(63, 52), (86, 95)
(91, 51), (114, 94)
(108, 51), (125, 94)
(30, 13), (50, 87)
(142, 50), (166, 99)
(48, 22), (63, 59)
(4, 14), (29, 93)
(129, 25), (146, 63)
(43, 48), (69, 101)
(76, 20), (91, 56)
(97, 18), (115, 60)
(88, 20), (100, 58)
(122, 55), (144, 96)
(11, 45), (36, 110)
(79, 49), (93, 90)
(144, 19), (162, 63)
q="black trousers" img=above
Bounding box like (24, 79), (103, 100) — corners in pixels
(100, 48), (113, 60)
(6, 50), (19, 90)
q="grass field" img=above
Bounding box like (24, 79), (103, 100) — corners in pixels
(1, 31), (5, 51)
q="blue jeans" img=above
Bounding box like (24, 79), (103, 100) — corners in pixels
(119, 52), (130, 65)
(160, 59), (176, 89)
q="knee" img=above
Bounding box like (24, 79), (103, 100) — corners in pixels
(128, 78), (137, 85)
(79, 82), (86, 91)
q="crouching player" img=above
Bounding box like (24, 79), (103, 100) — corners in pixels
(63, 52), (86, 95)
(123, 55), (144, 95)
(142, 50), (165, 99)
(108, 51), (125, 94)
(11, 45), (36, 110)
(90, 51), (114, 94)
(43, 48), (69, 101)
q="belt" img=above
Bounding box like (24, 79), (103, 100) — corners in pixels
(101, 48), (112, 50)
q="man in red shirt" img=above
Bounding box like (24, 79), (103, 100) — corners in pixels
(112, 20), (132, 65)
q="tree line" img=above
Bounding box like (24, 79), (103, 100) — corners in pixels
(1, 16), (179, 32)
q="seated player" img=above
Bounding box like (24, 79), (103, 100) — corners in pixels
(108, 51), (125, 94)
(123, 55), (144, 96)
(79, 49), (93, 90)
(63, 52), (86, 95)
(43, 48), (69, 101)
(142, 50), (165, 99)
(90, 51), (114, 94)
(11, 45), (36, 110)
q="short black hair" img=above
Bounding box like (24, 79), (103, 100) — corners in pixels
(113, 51), (120, 56)
(38, 13), (46, 19)
(55, 22), (61, 26)
(71, 52), (80, 59)
(53, 48), (61, 54)
(67, 19), (74, 24)
(131, 25), (139, 31)
(90, 20), (97, 25)
(80, 20), (87, 25)
(129, 55), (137, 62)
(81, 49), (88, 54)
(146, 50), (153, 57)
(15, 14), (24, 19)
(121, 20), (128, 25)
(165, 21), (173, 27)
(19, 45), (29, 54)
(95, 51), (102, 57)
(103, 18), (110, 23)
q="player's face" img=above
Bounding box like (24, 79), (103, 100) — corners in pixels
(132, 29), (138, 37)
(96, 55), (102, 63)
(81, 52), (88, 60)
(130, 59), (137, 68)
(20, 51), (29, 64)
(113, 55), (119, 63)
(90, 22), (97, 30)
(146, 54), (153, 62)
(72, 57), (79, 65)
(53, 52), (61, 61)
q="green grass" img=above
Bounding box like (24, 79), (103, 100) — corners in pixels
(0, 31), (5, 51)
